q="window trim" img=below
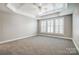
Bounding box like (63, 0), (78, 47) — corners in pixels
(38, 16), (64, 35)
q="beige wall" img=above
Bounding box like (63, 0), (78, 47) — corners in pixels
(0, 12), (37, 42)
(0, 18), (2, 40)
(64, 15), (72, 38)
(73, 4), (79, 52)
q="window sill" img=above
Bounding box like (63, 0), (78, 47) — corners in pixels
(40, 32), (64, 36)
(38, 33), (72, 40)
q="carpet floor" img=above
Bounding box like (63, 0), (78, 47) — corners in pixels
(0, 36), (78, 55)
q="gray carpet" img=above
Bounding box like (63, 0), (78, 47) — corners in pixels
(0, 35), (78, 55)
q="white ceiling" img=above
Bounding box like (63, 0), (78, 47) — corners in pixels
(0, 3), (71, 18)
(7, 3), (40, 18)
(0, 3), (40, 18)
(0, 3), (59, 18)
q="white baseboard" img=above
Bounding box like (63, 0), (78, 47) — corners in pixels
(38, 34), (72, 40)
(72, 39), (79, 53)
(0, 34), (36, 44)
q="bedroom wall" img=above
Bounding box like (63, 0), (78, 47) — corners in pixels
(72, 3), (79, 52)
(0, 18), (2, 40)
(0, 12), (37, 42)
(64, 15), (72, 38)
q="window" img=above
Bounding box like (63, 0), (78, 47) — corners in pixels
(50, 20), (54, 33)
(41, 20), (46, 32)
(47, 20), (51, 33)
(55, 18), (64, 34)
(40, 17), (64, 34)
